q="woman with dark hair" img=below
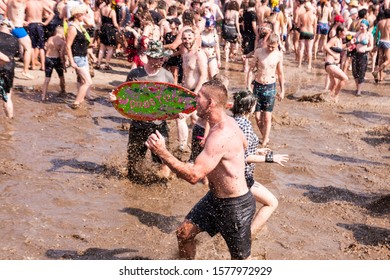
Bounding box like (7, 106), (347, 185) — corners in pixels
(96, 0), (120, 70)
(350, 19), (374, 95)
(66, 5), (93, 109)
(222, 0), (241, 62)
(324, 25), (348, 103)
(313, 0), (332, 59)
(232, 90), (288, 236)
(241, 0), (257, 75)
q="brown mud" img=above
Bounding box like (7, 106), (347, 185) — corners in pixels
(0, 53), (389, 260)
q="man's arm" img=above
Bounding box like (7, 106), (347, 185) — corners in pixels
(146, 130), (224, 184)
(246, 49), (259, 89)
(193, 50), (208, 94)
(42, 3), (55, 26)
(276, 52), (285, 101)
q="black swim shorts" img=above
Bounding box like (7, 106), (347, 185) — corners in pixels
(186, 191), (256, 259)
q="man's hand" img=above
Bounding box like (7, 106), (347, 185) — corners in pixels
(176, 112), (188, 119)
(145, 130), (167, 155)
(277, 91), (285, 101)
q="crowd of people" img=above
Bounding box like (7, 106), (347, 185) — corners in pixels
(0, 0), (389, 260)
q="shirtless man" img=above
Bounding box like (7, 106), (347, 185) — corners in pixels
(146, 79), (256, 260)
(373, 9), (390, 82)
(176, 28), (208, 153)
(41, 25), (66, 101)
(255, 0), (271, 26)
(7, 0), (34, 79)
(25, 0), (54, 70)
(292, 0), (306, 60)
(297, 1), (317, 69)
(248, 33), (285, 147)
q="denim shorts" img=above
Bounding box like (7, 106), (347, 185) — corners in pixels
(73, 56), (88, 68)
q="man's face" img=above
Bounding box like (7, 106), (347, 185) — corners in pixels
(182, 31), (195, 49)
(267, 42), (278, 52)
(196, 87), (210, 118)
(148, 56), (165, 68)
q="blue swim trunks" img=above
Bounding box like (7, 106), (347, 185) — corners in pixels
(253, 81), (277, 112)
(11, 27), (29, 39)
(317, 22), (330, 35)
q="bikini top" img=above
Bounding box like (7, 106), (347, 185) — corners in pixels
(330, 46), (343, 53)
(355, 34), (368, 45)
(201, 38), (216, 48)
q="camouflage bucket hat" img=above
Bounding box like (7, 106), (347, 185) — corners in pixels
(144, 40), (172, 58)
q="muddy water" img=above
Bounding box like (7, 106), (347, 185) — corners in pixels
(0, 54), (389, 260)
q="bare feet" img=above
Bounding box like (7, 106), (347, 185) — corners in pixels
(21, 72), (34, 80)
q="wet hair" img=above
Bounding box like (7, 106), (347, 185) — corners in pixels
(201, 79), (228, 107)
(358, 8), (367, 19)
(212, 73), (229, 89)
(182, 9), (195, 26)
(167, 5), (177, 16)
(268, 33), (280, 45)
(231, 90), (257, 116)
(226, 0), (240, 11)
(335, 25), (346, 37)
(248, 0), (256, 8)
(157, 0), (166, 10)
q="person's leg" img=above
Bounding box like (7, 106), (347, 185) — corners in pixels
(307, 39), (314, 69)
(19, 36), (33, 79)
(42, 58), (53, 100)
(255, 111), (267, 143)
(356, 53), (368, 95)
(3, 90), (13, 118)
(377, 48), (390, 73)
(32, 48), (39, 69)
(313, 33), (321, 60)
(261, 111), (272, 146)
(324, 73), (330, 91)
(105, 46), (114, 69)
(41, 77), (51, 100)
(74, 66), (92, 105)
(298, 40), (305, 67)
(208, 57), (219, 79)
(225, 41), (230, 62)
(59, 76), (66, 94)
(250, 182), (278, 236)
(318, 34), (327, 55)
(127, 126), (148, 179)
(293, 31), (299, 61)
(97, 44), (106, 68)
(176, 117), (189, 151)
(176, 220), (202, 259)
(331, 67), (348, 98)
(39, 49), (46, 71)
